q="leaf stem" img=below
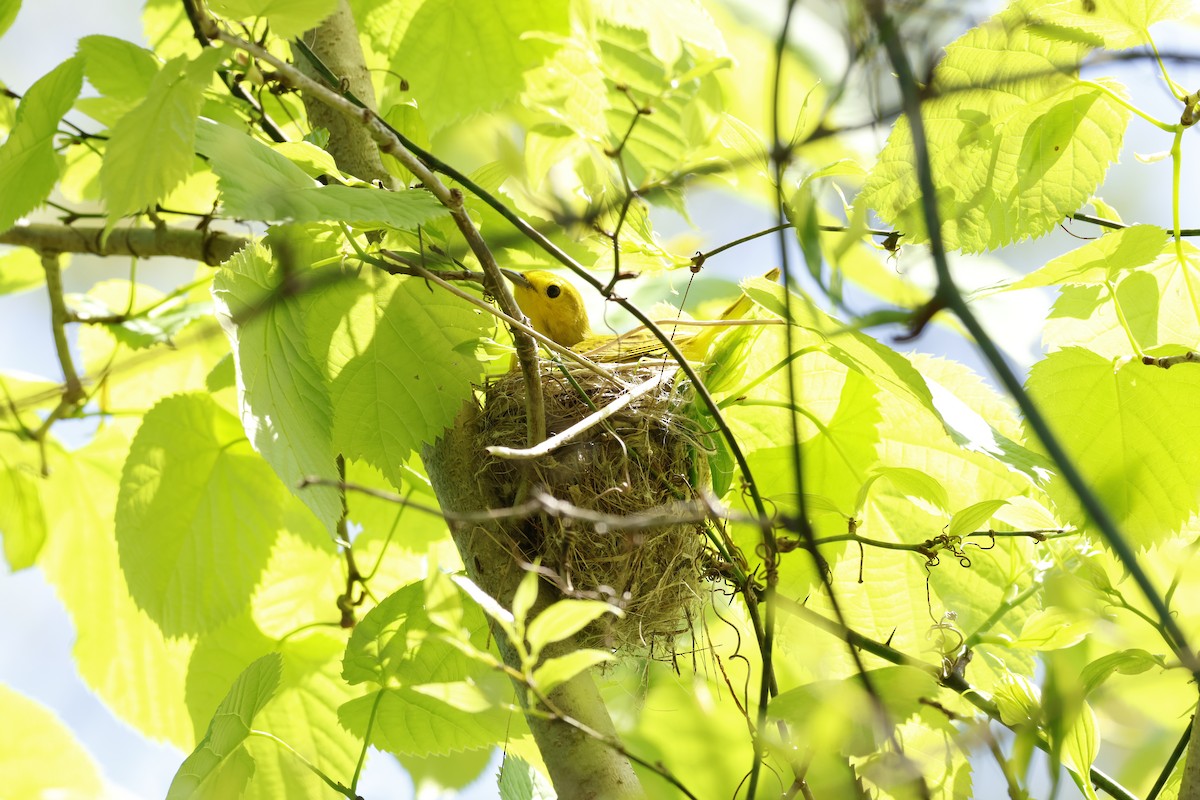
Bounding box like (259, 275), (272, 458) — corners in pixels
(248, 730), (356, 798)
(1081, 79), (1176, 133)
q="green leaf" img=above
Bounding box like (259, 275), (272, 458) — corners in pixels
(208, 0), (336, 39)
(1006, 224), (1166, 289)
(0, 436), (46, 570)
(769, 667), (939, 756)
(1061, 701), (1100, 800)
(341, 583), (512, 755)
(1044, 240), (1200, 357)
(0, 0), (18, 39)
(0, 683), (105, 798)
(1010, 607), (1093, 650)
(1026, 348), (1200, 547)
(195, 119), (446, 229)
(531, 649), (613, 693)
(166, 653), (283, 800)
(116, 392), (285, 635)
(316, 271), (488, 490)
(1080, 649), (1164, 696)
(101, 47), (225, 223)
(860, 7), (1129, 252)
(77, 34), (160, 103)
(856, 466), (949, 517)
(362, 0), (570, 131)
(0, 56), (85, 232)
(1024, 0), (1191, 50)
(424, 566), (464, 634)
(510, 566), (541, 629)
(0, 247), (53, 295)
(37, 428), (198, 747)
(993, 671), (1040, 727)
(946, 499), (1009, 538)
(211, 240), (341, 532)
(498, 756), (555, 800)
(525, 599), (618, 653)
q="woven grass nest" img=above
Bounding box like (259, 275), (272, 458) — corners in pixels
(476, 359), (714, 656)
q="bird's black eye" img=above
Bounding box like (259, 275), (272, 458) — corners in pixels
(546, 284), (562, 299)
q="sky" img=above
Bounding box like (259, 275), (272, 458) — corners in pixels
(1, 2), (1198, 799)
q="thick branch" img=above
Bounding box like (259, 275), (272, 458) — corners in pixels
(1, 223), (247, 265)
(292, 0), (393, 185)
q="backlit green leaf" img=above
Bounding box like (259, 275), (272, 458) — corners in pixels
(1007, 224), (1165, 289)
(167, 653), (282, 800)
(1024, 0), (1191, 50)
(531, 650), (614, 693)
(212, 240), (341, 533)
(341, 583), (511, 755)
(101, 47), (225, 223)
(316, 270), (488, 491)
(116, 392), (285, 634)
(0, 684), (105, 799)
(1080, 649), (1164, 696)
(195, 119), (445, 229)
(209, 0), (336, 39)
(1026, 348), (1200, 547)
(946, 499), (1009, 537)
(860, 7), (1129, 252)
(0, 56), (84, 232)
(362, 0), (570, 131)
(0, 435), (46, 570)
(525, 599), (618, 652)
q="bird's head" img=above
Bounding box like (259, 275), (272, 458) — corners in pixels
(503, 269), (592, 347)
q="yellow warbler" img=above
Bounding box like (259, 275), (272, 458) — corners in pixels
(503, 269), (777, 363)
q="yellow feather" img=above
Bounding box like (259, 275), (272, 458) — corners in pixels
(505, 269), (779, 363)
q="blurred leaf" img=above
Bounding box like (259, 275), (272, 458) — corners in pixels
(0, 56), (84, 232)
(531, 650), (613, 693)
(209, 0), (337, 39)
(1080, 649), (1165, 697)
(101, 47), (225, 223)
(0, 683), (105, 798)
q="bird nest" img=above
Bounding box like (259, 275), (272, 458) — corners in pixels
(476, 359), (714, 656)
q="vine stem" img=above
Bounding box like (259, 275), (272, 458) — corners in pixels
(865, 0), (1199, 676)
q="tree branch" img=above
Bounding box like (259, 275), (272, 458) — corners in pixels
(1, 223), (247, 265)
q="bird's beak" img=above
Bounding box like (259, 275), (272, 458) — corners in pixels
(501, 268), (532, 289)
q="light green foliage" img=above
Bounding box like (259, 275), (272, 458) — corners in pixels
(0, 0), (17, 40)
(168, 653), (282, 800)
(76, 34), (161, 125)
(0, 683), (105, 798)
(1023, 0), (1191, 50)
(861, 4), (1129, 252)
(0, 435), (45, 569)
(212, 240), (341, 532)
(0, 246), (55, 295)
(0, 56), (84, 232)
(209, 0), (337, 39)
(316, 269), (490, 491)
(116, 392), (288, 635)
(100, 47), (225, 224)
(195, 119), (447, 229)
(1026, 348), (1200, 547)
(360, 0), (570, 131)
(341, 582), (514, 755)
(8, 0), (1200, 797)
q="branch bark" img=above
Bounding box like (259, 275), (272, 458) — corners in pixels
(293, 0), (393, 186)
(0, 223), (247, 264)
